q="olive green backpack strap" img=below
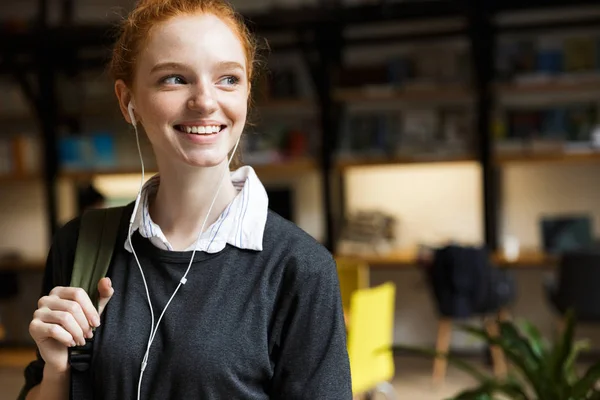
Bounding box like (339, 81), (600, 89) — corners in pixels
(68, 206), (125, 400)
(70, 206), (125, 308)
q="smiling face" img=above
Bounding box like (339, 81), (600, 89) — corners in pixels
(116, 13), (249, 169)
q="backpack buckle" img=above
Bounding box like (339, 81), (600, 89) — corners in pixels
(69, 338), (94, 372)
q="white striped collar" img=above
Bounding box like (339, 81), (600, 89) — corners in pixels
(124, 166), (269, 253)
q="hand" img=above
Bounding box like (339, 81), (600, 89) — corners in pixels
(29, 278), (114, 373)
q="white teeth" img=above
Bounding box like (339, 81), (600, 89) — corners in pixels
(179, 125), (222, 134)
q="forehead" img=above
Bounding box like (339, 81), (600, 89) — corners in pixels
(139, 13), (246, 72)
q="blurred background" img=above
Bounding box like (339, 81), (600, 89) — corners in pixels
(1, 0), (600, 399)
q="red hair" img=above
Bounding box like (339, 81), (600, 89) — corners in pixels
(109, 0), (259, 88)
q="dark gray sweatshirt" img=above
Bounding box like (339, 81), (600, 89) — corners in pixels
(21, 203), (352, 399)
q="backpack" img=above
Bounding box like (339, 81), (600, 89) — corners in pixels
(68, 206), (125, 400)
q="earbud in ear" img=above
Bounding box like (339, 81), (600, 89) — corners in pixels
(127, 100), (137, 126)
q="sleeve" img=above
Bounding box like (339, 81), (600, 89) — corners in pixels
(269, 251), (353, 400)
(17, 219), (79, 400)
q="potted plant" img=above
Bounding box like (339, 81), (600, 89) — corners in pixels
(401, 311), (600, 400)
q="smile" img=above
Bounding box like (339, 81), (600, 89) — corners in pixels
(174, 125), (225, 135)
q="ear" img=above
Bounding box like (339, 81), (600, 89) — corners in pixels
(115, 80), (135, 125)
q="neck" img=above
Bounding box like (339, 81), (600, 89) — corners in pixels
(149, 160), (237, 251)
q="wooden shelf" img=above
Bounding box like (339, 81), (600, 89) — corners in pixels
(60, 159), (318, 181)
(250, 158), (318, 178)
(496, 77), (600, 96)
(59, 167), (153, 181)
(335, 155), (476, 170)
(0, 173), (40, 183)
(0, 347), (37, 369)
(254, 98), (316, 112)
(333, 84), (473, 103)
(336, 249), (557, 269)
(496, 151), (600, 165)
(0, 259), (45, 272)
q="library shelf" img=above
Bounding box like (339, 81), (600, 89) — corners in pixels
(496, 151), (600, 165)
(0, 173), (41, 183)
(495, 77), (600, 97)
(0, 259), (45, 272)
(0, 347), (37, 368)
(251, 157), (318, 178)
(59, 158), (318, 181)
(335, 155), (476, 170)
(254, 98), (317, 111)
(333, 85), (473, 104)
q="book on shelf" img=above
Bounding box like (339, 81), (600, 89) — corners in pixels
(0, 135), (41, 177)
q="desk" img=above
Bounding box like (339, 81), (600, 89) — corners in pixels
(336, 249), (558, 269)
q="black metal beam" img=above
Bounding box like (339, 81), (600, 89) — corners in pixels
(467, 0), (498, 250)
(300, 22), (343, 252)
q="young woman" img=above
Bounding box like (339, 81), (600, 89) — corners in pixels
(20, 0), (352, 399)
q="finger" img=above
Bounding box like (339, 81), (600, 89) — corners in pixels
(30, 319), (75, 348)
(49, 287), (100, 328)
(38, 296), (92, 338)
(34, 308), (86, 346)
(97, 277), (114, 317)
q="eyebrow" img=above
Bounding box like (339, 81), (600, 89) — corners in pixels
(150, 61), (245, 74)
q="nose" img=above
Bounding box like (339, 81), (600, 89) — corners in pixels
(187, 81), (217, 114)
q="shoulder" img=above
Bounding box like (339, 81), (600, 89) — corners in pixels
(263, 210), (336, 283)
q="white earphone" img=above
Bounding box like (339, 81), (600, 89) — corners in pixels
(128, 100), (137, 127)
(124, 97), (242, 400)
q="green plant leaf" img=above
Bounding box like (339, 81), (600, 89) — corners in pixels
(450, 384), (494, 400)
(449, 380), (530, 400)
(571, 362), (600, 398)
(585, 389), (600, 399)
(393, 344), (491, 383)
(457, 322), (546, 398)
(564, 339), (591, 385)
(519, 319), (548, 359)
(548, 310), (577, 398)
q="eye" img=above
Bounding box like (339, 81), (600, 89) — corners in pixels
(161, 75), (187, 85)
(219, 75), (240, 86)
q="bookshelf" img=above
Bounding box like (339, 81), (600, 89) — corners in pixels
(496, 151), (600, 165)
(0, 173), (40, 183)
(335, 155), (476, 171)
(0, 348), (37, 368)
(333, 85), (474, 104)
(58, 158), (318, 181)
(0, 259), (45, 272)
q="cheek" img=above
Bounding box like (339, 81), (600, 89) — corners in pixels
(144, 93), (181, 122)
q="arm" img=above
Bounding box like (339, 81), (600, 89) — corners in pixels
(24, 368), (69, 400)
(270, 252), (352, 399)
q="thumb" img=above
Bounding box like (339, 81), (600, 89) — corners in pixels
(97, 277), (114, 317)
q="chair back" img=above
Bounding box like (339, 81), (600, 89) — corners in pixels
(335, 257), (370, 316)
(347, 282), (396, 395)
(555, 250), (600, 321)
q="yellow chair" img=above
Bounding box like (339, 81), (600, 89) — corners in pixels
(347, 282), (397, 399)
(335, 258), (397, 399)
(335, 258), (371, 323)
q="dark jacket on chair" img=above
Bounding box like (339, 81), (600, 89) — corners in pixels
(427, 245), (515, 318)
(546, 249), (600, 321)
